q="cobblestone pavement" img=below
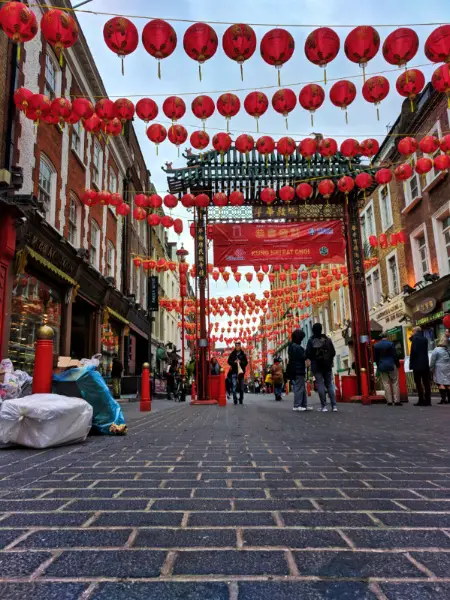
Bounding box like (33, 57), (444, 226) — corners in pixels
(0, 393), (449, 599)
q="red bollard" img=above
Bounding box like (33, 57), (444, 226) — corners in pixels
(191, 380), (197, 402)
(32, 325), (54, 394)
(398, 359), (408, 403)
(218, 370), (227, 407)
(140, 362), (151, 412)
(360, 368), (371, 405)
(307, 381), (312, 397)
(334, 373), (342, 403)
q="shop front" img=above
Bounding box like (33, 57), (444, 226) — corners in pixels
(369, 296), (409, 360)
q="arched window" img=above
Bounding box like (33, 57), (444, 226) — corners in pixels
(107, 241), (116, 279)
(38, 154), (56, 225)
(89, 219), (100, 270)
(68, 194), (81, 247)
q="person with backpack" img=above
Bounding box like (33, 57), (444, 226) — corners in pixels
(288, 329), (312, 412)
(374, 332), (401, 406)
(306, 323), (337, 412)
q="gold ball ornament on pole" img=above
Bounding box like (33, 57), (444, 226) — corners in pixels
(36, 325), (54, 340)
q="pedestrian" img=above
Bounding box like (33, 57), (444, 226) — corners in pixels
(226, 369), (233, 400)
(306, 323), (337, 412)
(210, 357), (221, 375)
(227, 341), (248, 404)
(254, 379), (260, 394)
(166, 359), (178, 400)
(288, 329), (312, 412)
(409, 326), (431, 406)
(430, 334), (450, 404)
(374, 332), (401, 406)
(271, 357), (284, 401)
(111, 353), (123, 400)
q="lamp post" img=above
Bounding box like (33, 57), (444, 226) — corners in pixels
(176, 245), (189, 378)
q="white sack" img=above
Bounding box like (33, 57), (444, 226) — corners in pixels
(0, 394), (93, 449)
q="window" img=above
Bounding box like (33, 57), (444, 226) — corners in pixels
(71, 119), (83, 156)
(107, 241), (115, 278)
(332, 301), (338, 326)
(426, 120), (443, 187)
(89, 220), (100, 269)
(403, 153), (421, 206)
(339, 286), (347, 322)
(366, 274), (373, 309)
(92, 141), (102, 188)
(366, 267), (381, 309)
(410, 226), (430, 281)
(68, 195), (81, 247)
(431, 203), (450, 277)
(38, 156), (55, 222)
(379, 185), (393, 231)
(417, 234), (429, 275)
(387, 252), (400, 296)
(44, 52), (58, 99)
(443, 216), (450, 274)
(360, 202), (375, 245)
(109, 168), (118, 193)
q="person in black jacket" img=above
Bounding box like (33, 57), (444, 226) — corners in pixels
(227, 341), (248, 404)
(306, 323), (337, 412)
(289, 329), (312, 412)
(409, 326), (431, 406)
(111, 354), (123, 399)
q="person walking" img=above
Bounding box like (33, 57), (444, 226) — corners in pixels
(271, 357), (284, 401)
(209, 357), (221, 375)
(409, 326), (431, 406)
(228, 341), (248, 404)
(306, 323), (337, 412)
(111, 354), (123, 400)
(430, 334), (450, 404)
(288, 329), (312, 412)
(374, 333), (401, 406)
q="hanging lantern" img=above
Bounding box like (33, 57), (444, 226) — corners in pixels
(296, 182), (313, 202)
(13, 87), (33, 113)
(191, 95), (215, 130)
(375, 168), (393, 185)
(41, 9), (79, 65)
(0, 2), (38, 57)
(190, 130), (210, 152)
(133, 257), (142, 268)
(142, 19), (177, 78)
(102, 117), (121, 138)
(318, 179), (335, 202)
(362, 76), (390, 120)
(109, 193), (123, 207)
(260, 28), (295, 85)
(441, 135), (450, 155)
(149, 194), (163, 208)
(103, 17), (138, 75)
(279, 185), (295, 202)
(298, 137), (317, 161)
(181, 193), (195, 208)
(183, 22), (218, 80)
(136, 98), (158, 124)
(230, 191), (245, 206)
(434, 154), (450, 171)
(432, 63), (450, 108)
(260, 188), (276, 204)
(168, 124), (187, 155)
(212, 132), (232, 161)
(222, 24), (257, 80)
(256, 136), (275, 166)
(213, 192), (228, 208)
(95, 98), (116, 123)
(235, 134), (255, 158)
(116, 203), (130, 217)
(83, 113), (102, 135)
(277, 136), (296, 166)
(415, 157), (433, 175)
(394, 163), (413, 181)
(338, 175), (355, 195)
(217, 93), (240, 131)
(272, 88), (297, 129)
(344, 26), (380, 81)
(299, 84), (325, 126)
(382, 27), (419, 69)
(355, 172), (373, 194)
(114, 98), (135, 131)
(28, 94), (51, 124)
(195, 193), (210, 208)
(396, 69), (425, 112)
(81, 189), (98, 207)
(133, 206), (147, 221)
(420, 135), (440, 155)
(71, 98), (94, 123)
(304, 27), (340, 84)
(164, 194), (178, 210)
(329, 80), (357, 124)
(368, 235), (378, 248)
(398, 136), (418, 157)
(340, 139), (360, 163)
(245, 272), (254, 284)
(163, 96), (186, 124)
(360, 138), (380, 160)
(51, 97), (72, 124)
(424, 25), (450, 64)
(161, 215), (174, 228)
(318, 137), (338, 160)
(244, 91), (269, 132)
(379, 233), (388, 249)
(147, 123), (167, 154)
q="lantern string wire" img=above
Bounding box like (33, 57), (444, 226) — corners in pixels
(3, 1), (444, 28)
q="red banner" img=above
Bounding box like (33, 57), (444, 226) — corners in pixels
(213, 221), (345, 267)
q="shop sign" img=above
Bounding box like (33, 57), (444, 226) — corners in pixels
(416, 297), (437, 315)
(148, 276), (159, 312)
(416, 310), (444, 326)
(24, 232), (76, 276)
(373, 300), (404, 324)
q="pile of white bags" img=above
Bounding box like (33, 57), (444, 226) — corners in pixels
(0, 394), (93, 449)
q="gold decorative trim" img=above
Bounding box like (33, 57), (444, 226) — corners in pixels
(15, 248), (29, 274)
(25, 247), (78, 287)
(106, 307), (130, 326)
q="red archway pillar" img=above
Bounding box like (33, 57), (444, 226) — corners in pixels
(0, 212), (16, 358)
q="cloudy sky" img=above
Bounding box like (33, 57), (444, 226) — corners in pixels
(76, 0), (445, 323)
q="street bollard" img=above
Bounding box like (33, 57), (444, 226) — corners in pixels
(398, 359), (408, 403)
(307, 380), (312, 397)
(334, 373), (342, 403)
(218, 370), (227, 407)
(360, 368), (371, 405)
(32, 325), (54, 394)
(140, 362), (151, 412)
(191, 379), (197, 402)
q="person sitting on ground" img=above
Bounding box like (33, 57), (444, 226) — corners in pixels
(430, 334), (450, 405)
(409, 326), (431, 406)
(271, 357), (284, 402)
(306, 323), (337, 412)
(374, 332), (401, 406)
(288, 329), (312, 412)
(227, 341), (248, 405)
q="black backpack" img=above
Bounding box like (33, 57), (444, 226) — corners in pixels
(312, 336), (332, 366)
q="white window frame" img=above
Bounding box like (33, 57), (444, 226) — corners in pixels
(92, 140), (103, 189)
(379, 184), (393, 232)
(339, 286), (347, 322)
(425, 119), (443, 188)
(410, 223), (431, 282)
(44, 50), (61, 100)
(386, 249), (400, 297)
(365, 265), (382, 309)
(332, 300), (338, 326)
(89, 219), (101, 270)
(71, 119), (84, 159)
(38, 154), (57, 226)
(366, 272), (373, 310)
(403, 153), (422, 207)
(107, 241), (116, 279)
(68, 194), (81, 248)
(109, 167), (118, 193)
(360, 200), (376, 246)
(432, 201), (450, 277)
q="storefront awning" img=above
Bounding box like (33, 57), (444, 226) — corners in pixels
(25, 246), (78, 287)
(106, 307), (130, 326)
(129, 322), (148, 340)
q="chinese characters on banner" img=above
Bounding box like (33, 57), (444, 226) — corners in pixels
(212, 221), (345, 267)
(196, 220), (207, 278)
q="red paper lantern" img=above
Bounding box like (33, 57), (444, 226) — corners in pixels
(443, 314), (450, 329)
(299, 84), (325, 126)
(272, 88), (297, 129)
(355, 172), (373, 190)
(375, 168), (393, 185)
(134, 193), (148, 208)
(279, 185), (295, 202)
(51, 97), (72, 122)
(72, 97), (94, 121)
(217, 93), (240, 129)
(382, 28), (419, 67)
(147, 213), (161, 226)
(109, 193), (123, 207)
(235, 134), (255, 156)
(394, 163), (413, 181)
(114, 98), (135, 125)
(329, 80), (357, 123)
(28, 94), (51, 123)
(13, 87), (33, 113)
(95, 99), (116, 123)
(296, 182), (313, 201)
(142, 19), (177, 78)
(133, 257), (142, 268)
(149, 194), (162, 208)
(277, 137), (296, 163)
(340, 139), (360, 161)
(318, 179), (335, 200)
(103, 17), (138, 74)
(164, 194), (178, 210)
(41, 9), (79, 61)
(379, 233), (388, 249)
(230, 191), (245, 206)
(147, 123), (167, 154)
(161, 215), (174, 228)
(181, 193), (195, 208)
(318, 137), (338, 159)
(0, 2), (38, 45)
(304, 27), (340, 83)
(338, 175), (355, 194)
(98, 190), (112, 206)
(260, 188), (276, 204)
(396, 69), (425, 112)
(191, 95), (215, 128)
(133, 207), (147, 221)
(344, 26), (380, 80)
(425, 25), (450, 63)
(163, 96), (186, 122)
(190, 130), (209, 151)
(360, 138), (380, 159)
(432, 63), (450, 108)
(362, 76), (390, 120)
(222, 24), (257, 80)
(420, 135), (440, 155)
(244, 91), (269, 132)
(368, 235), (378, 248)
(212, 132), (232, 157)
(83, 113), (102, 134)
(103, 118), (122, 137)
(298, 138), (317, 160)
(213, 192), (228, 207)
(398, 136), (418, 157)
(441, 134), (450, 154)
(168, 125), (188, 153)
(415, 157), (433, 175)
(434, 154), (450, 171)
(256, 136), (275, 162)
(136, 98), (158, 123)
(81, 189), (98, 207)
(195, 193), (210, 208)
(260, 28), (295, 85)
(117, 203), (130, 217)
(183, 22), (218, 80)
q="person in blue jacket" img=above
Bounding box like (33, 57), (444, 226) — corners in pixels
(374, 333), (401, 406)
